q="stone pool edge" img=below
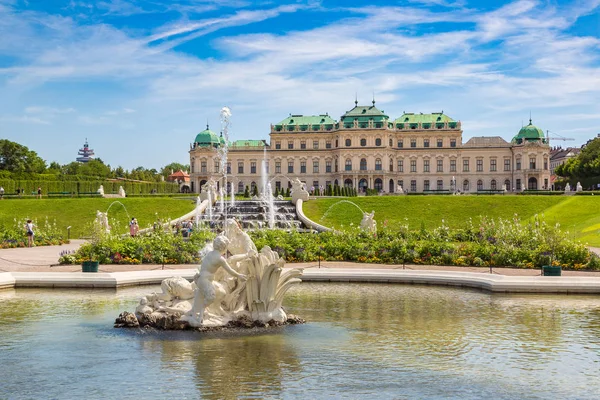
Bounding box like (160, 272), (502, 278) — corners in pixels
(1, 269), (600, 294)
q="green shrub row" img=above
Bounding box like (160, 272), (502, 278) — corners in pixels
(0, 179), (180, 195)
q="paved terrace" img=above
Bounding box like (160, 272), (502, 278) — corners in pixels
(1, 242), (600, 293)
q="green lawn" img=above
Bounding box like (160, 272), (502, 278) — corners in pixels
(303, 195), (600, 246)
(0, 197), (196, 238)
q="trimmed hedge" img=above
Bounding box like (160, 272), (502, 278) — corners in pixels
(0, 179), (180, 195)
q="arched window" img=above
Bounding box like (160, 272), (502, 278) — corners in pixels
(375, 159), (382, 171)
(504, 179), (511, 191)
(528, 177), (538, 190)
(359, 179), (368, 193)
(389, 159), (394, 171)
(360, 158), (367, 171)
(345, 138), (351, 147)
(345, 159), (352, 171)
(389, 138), (393, 147)
(344, 179), (353, 188)
(238, 181), (244, 193)
(251, 182), (257, 192)
(491, 179), (497, 190)
(477, 180), (483, 191)
(374, 178), (383, 192)
(389, 179), (394, 193)
(463, 180), (469, 192)
(375, 138), (382, 146)
(360, 138), (367, 146)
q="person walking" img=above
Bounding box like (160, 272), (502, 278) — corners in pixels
(0, 186), (4, 199)
(25, 219), (34, 247)
(37, 187), (42, 199)
(129, 217), (139, 237)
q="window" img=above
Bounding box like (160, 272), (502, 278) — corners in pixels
(437, 180), (443, 190)
(450, 139), (456, 148)
(410, 180), (417, 192)
(275, 181), (281, 190)
(437, 159), (443, 172)
(450, 159), (456, 172)
(491, 179), (497, 190)
(516, 179), (521, 190)
(326, 181), (331, 188)
(463, 159), (469, 172)
(335, 159), (338, 172)
(375, 138), (382, 146)
(236, 162), (244, 174)
(375, 159), (382, 171)
(476, 159), (483, 172)
(313, 161), (319, 173)
(335, 140), (338, 147)
(251, 182), (256, 193)
(411, 139), (416, 148)
(227, 162), (231, 174)
(424, 180), (430, 191)
(250, 162), (257, 174)
(313, 140), (319, 149)
(389, 138), (393, 147)
(326, 140), (331, 149)
(360, 138), (367, 146)
(398, 140), (403, 148)
(437, 139), (443, 148)
(201, 161), (207, 173)
(360, 158), (367, 171)
(490, 159), (497, 172)
(423, 159), (430, 173)
(345, 138), (351, 147)
(398, 180), (404, 190)
(463, 180), (469, 192)
(477, 180), (483, 191)
(238, 182), (244, 193)
(505, 179), (511, 192)
(544, 158), (548, 170)
(326, 161), (332, 173)
(389, 160), (394, 172)
(424, 139), (430, 148)
(288, 141), (294, 149)
(398, 160), (404, 172)
(516, 159), (521, 170)
(544, 178), (548, 189)
(288, 161), (294, 174)
(300, 161), (306, 174)
(529, 157), (536, 169)
(275, 162), (281, 174)
(300, 140), (306, 149)
(504, 159), (510, 171)
(312, 181), (319, 190)
(275, 141), (281, 149)
(410, 160), (417, 173)
(345, 159), (352, 171)
(214, 161), (220, 173)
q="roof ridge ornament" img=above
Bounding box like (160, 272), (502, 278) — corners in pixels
(355, 92), (358, 106)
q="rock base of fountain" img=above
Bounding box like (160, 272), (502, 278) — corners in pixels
(114, 311), (305, 332)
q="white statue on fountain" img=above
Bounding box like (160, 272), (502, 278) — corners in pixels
(95, 210), (110, 233)
(200, 179), (218, 204)
(360, 210), (377, 233)
(133, 218), (303, 328)
(290, 178), (309, 204)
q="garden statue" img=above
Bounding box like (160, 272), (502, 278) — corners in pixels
(565, 183), (571, 193)
(576, 182), (583, 192)
(118, 186), (126, 197)
(127, 219), (303, 329)
(97, 185), (105, 197)
(397, 185), (404, 195)
(95, 210), (110, 233)
(360, 211), (377, 233)
(200, 179), (218, 204)
(291, 178), (309, 204)
(502, 184), (507, 192)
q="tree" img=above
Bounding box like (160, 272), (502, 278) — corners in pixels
(79, 159), (111, 178)
(0, 139), (46, 173)
(556, 138), (600, 178)
(161, 162), (190, 180)
(244, 186), (250, 198)
(252, 185), (259, 197)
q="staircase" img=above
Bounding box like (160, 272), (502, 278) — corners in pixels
(199, 200), (304, 230)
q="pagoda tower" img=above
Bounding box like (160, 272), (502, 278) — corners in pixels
(76, 139), (95, 163)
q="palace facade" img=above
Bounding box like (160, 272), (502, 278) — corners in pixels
(189, 101), (551, 194)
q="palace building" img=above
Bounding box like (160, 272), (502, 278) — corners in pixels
(189, 101), (551, 194)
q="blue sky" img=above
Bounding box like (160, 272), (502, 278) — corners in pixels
(0, 0), (599, 170)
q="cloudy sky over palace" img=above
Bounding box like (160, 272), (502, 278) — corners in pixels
(0, 0), (599, 169)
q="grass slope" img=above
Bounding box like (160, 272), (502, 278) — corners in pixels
(539, 197), (600, 246)
(0, 197), (195, 238)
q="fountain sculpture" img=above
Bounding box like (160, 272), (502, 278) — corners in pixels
(95, 210), (110, 233)
(290, 178), (309, 205)
(360, 210), (377, 233)
(116, 218), (304, 330)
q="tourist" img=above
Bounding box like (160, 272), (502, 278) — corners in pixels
(37, 187), (42, 199)
(24, 219), (34, 247)
(0, 186), (4, 199)
(129, 217), (139, 237)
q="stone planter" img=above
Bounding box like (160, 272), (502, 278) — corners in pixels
(82, 261), (99, 273)
(542, 265), (561, 276)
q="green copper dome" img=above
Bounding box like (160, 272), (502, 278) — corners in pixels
(512, 120), (546, 143)
(194, 126), (220, 148)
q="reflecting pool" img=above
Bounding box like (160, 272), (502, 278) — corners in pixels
(1, 283), (599, 399)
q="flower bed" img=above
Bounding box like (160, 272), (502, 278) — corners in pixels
(1, 217), (68, 248)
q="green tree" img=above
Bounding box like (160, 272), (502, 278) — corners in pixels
(79, 159), (111, 178)
(161, 162), (190, 180)
(244, 185), (250, 198)
(0, 139), (46, 173)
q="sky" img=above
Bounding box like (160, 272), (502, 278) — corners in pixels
(0, 0), (599, 170)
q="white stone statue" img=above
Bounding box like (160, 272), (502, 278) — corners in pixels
(290, 178), (309, 205)
(118, 186), (126, 197)
(565, 183), (571, 193)
(360, 210), (377, 233)
(397, 185), (404, 195)
(576, 182), (583, 192)
(97, 185), (105, 196)
(95, 210), (110, 233)
(502, 184), (507, 192)
(200, 179), (218, 204)
(133, 221), (303, 328)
